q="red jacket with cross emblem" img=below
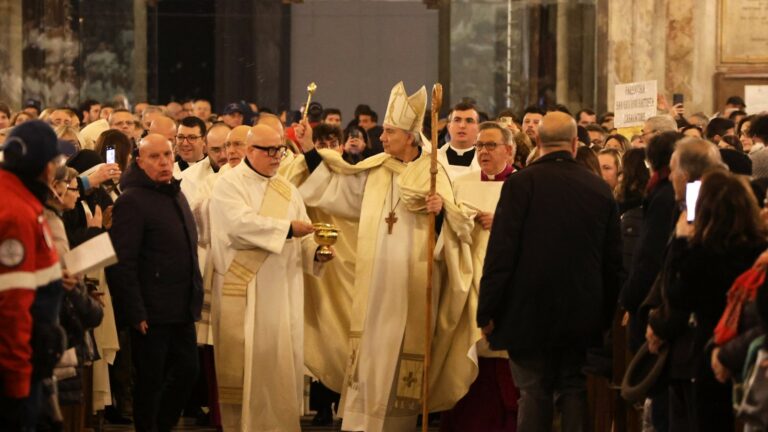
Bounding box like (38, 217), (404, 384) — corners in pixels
(0, 169), (61, 398)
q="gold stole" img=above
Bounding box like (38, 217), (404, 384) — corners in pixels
(216, 177), (293, 405)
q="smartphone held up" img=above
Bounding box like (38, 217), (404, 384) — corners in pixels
(686, 180), (701, 223)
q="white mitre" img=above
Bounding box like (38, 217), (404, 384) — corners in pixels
(384, 81), (427, 134)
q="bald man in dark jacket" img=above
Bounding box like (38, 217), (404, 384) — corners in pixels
(477, 112), (622, 432)
(107, 134), (202, 432)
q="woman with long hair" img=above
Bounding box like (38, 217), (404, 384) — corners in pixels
(647, 169), (768, 431)
(597, 148), (622, 192)
(603, 133), (630, 153)
(616, 148), (650, 274)
(94, 129), (133, 173)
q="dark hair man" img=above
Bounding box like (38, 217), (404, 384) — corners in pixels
(357, 108), (378, 131)
(437, 102), (481, 180)
(585, 124), (607, 148)
(0, 121), (66, 429)
(705, 117), (735, 144)
(79, 99), (101, 125)
(576, 108), (597, 127)
(478, 111), (622, 431)
(174, 116), (208, 176)
(321, 108), (342, 126)
(521, 105), (545, 143)
(313, 123), (344, 152)
(357, 108), (383, 154)
(719, 95), (746, 119)
(107, 134), (203, 432)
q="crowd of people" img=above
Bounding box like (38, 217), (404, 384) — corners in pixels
(1, 85), (768, 432)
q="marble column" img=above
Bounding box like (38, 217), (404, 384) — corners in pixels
(605, 0), (634, 109)
(0, 0), (22, 109)
(555, 0), (569, 106)
(691, 0), (717, 115)
(604, 0), (717, 116)
(556, 0), (597, 111)
(133, 0), (147, 103)
(664, 0), (694, 101)
(214, 0), (290, 112)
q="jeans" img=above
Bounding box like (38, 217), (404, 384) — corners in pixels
(508, 348), (588, 432)
(131, 322), (198, 432)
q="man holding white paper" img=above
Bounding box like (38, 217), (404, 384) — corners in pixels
(444, 121), (519, 431)
(107, 134), (203, 432)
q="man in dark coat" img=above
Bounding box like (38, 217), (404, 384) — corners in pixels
(107, 133), (203, 432)
(477, 111), (622, 432)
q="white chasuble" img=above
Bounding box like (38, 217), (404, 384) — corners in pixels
(209, 162), (321, 432)
(295, 149), (478, 432)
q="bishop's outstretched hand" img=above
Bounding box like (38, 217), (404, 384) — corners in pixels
(293, 118), (315, 153)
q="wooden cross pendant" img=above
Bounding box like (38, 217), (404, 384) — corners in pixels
(385, 211), (398, 234)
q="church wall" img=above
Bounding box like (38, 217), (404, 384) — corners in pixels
(290, 0), (439, 123)
(604, 0), (718, 116)
(0, 0), (22, 109)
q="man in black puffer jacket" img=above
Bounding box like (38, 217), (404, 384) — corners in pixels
(106, 133), (203, 432)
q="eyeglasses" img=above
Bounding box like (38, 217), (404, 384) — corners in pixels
(251, 144), (288, 158)
(66, 186), (79, 192)
(474, 141), (501, 151)
(176, 134), (201, 143)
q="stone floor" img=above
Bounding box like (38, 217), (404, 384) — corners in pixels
(101, 417), (440, 431)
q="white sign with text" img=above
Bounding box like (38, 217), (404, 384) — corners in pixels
(745, 85), (768, 115)
(614, 80), (657, 128)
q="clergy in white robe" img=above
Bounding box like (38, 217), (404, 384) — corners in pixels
(180, 123), (229, 344)
(171, 116), (207, 178)
(209, 125), (330, 432)
(442, 121), (520, 431)
(290, 82), (478, 432)
(435, 102), (481, 181)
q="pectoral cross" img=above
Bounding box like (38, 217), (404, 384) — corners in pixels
(385, 211), (398, 234)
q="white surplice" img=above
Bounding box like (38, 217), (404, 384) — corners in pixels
(209, 161), (321, 432)
(180, 156), (218, 345)
(180, 156), (214, 207)
(436, 142), (480, 182)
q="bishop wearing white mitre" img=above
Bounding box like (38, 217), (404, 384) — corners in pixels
(289, 82), (479, 432)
